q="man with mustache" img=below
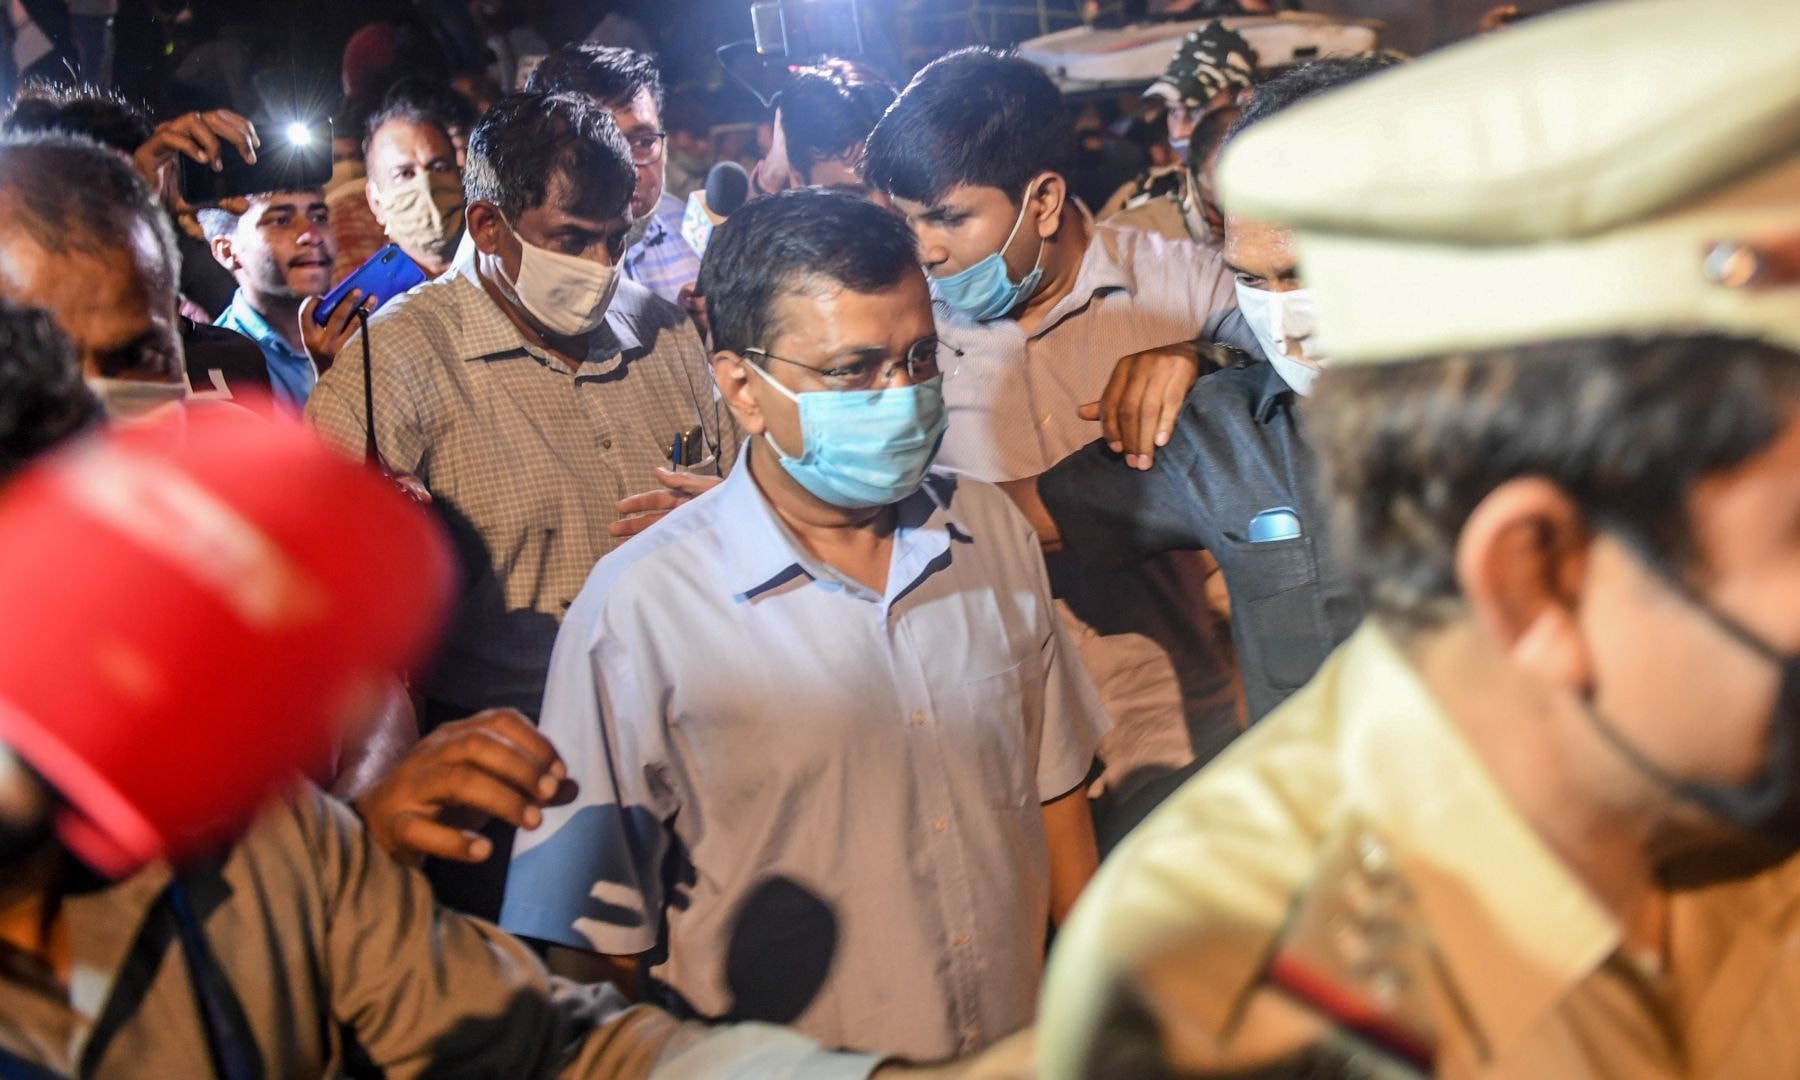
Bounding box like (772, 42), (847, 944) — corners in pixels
(202, 185), (371, 408)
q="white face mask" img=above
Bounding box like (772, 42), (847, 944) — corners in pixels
(86, 375), (190, 421)
(499, 220), (620, 338)
(1233, 281), (1326, 396)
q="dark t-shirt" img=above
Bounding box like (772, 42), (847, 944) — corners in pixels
(1039, 358), (1364, 722)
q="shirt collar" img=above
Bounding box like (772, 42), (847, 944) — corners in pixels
(1331, 622), (1621, 1059)
(722, 443), (965, 605)
(220, 292), (305, 360)
(1033, 220), (1136, 337)
(447, 245), (637, 366)
(1250, 359), (1295, 424)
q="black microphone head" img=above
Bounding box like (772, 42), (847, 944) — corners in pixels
(705, 162), (752, 219)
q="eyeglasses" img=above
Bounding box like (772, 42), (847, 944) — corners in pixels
(626, 131), (667, 166)
(746, 336), (956, 392)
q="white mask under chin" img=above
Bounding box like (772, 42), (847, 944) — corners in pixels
(86, 375), (190, 421)
(1233, 281), (1326, 397)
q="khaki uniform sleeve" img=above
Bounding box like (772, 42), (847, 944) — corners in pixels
(1035, 719), (1335, 1078)
(295, 787), (682, 1079)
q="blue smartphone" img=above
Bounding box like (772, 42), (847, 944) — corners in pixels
(313, 244), (427, 326)
(1248, 507), (1303, 543)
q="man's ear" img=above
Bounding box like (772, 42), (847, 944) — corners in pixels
(365, 180), (387, 226)
(1455, 476), (1595, 692)
(713, 351), (764, 435)
(465, 201), (504, 256)
(1030, 172), (1070, 240)
(208, 234), (239, 273)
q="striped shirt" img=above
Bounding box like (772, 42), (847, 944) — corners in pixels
(621, 193), (702, 306)
(306, 249), (741, 717)
(934, 222), (1243, 790)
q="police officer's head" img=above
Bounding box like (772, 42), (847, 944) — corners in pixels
(1223, 0), (1800, 859)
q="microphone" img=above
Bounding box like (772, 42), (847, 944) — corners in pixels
(683, 161), (752, 257)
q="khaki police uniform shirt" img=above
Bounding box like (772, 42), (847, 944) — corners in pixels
(0, 786), (879, 1079)
(1039, 622), (1800, 1079)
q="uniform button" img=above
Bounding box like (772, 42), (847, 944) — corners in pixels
(953, 930), (971, 946)
(933, 817), (949, 833)
(1083, 627), (1097, 639)
(910, 710), (925, 726)
(600, 438), (613, 449)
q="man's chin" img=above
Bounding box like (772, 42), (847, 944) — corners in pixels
(288, 265), (333, 293)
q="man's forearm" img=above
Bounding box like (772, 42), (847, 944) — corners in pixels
(998, 477), (1063, 552)
(1041, 784), (1099, 926)
(546, 944), (642, 1000)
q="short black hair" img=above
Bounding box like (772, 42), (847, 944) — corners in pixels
(1313, 334), (1800, 632)
(0, 300), (100, 483)
(525, 44), (664, 112)
(361, 97), (455, 162)
(2, 82), (153, 156)
(863, 47), (1073, 206)
(193, 189), (326, 243)
(1225, 55), (1401, 148)
(699, 188), (919, 357)
(774, 59), (895, 182)
(463, 92), (637, 223)
(0, 134), (177, 286)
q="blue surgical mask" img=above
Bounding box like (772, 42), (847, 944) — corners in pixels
(749, 364), (949, 509)
(928, 185), (1046, 322)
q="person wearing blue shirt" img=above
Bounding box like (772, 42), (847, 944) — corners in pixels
(501, 189), (1109, 1061)
(201, 187), (368, 410)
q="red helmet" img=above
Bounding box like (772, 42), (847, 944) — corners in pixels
(0, 407), (453, 876)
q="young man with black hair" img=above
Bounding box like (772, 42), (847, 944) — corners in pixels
(502, 188), (1106, 1061)
(527, 44), (700, 306)
(864, 47), (1249, 814)
(200, 188), (370, 407)
(1042, 3), (1800, 1074)
(306, 92), (739, 920)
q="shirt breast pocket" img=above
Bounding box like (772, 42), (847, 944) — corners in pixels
(1219, 533), (1325, 692)
(959, 659), (1037, 809)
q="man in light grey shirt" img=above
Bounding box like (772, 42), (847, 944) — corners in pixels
(501, 190), (1108, 1061)
(307, 91), (739, 919)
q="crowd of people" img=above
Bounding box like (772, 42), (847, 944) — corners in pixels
(1, 0), (1798, 1075)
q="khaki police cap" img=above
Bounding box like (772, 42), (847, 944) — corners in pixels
(1216, 0), (1800, 363)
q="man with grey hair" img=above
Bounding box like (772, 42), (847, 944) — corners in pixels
(307, 91), (739, 920)
(0, 133), (188, 417)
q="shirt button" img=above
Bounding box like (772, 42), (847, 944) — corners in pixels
(910, 710), (925, 726)
(932, 817), (949, 833)
(953, 930), (971, 946)
(963, 1025), (981, 1044)
(600, 438), (613, 449)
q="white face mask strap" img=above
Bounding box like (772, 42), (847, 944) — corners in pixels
(1000, 178), (1049, 270)
(743, 357), (803, 458)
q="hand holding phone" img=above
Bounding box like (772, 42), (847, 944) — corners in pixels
(314, 245), (428, 327)
(179, 117), (332, 207)
(298, 289), (376, 373)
